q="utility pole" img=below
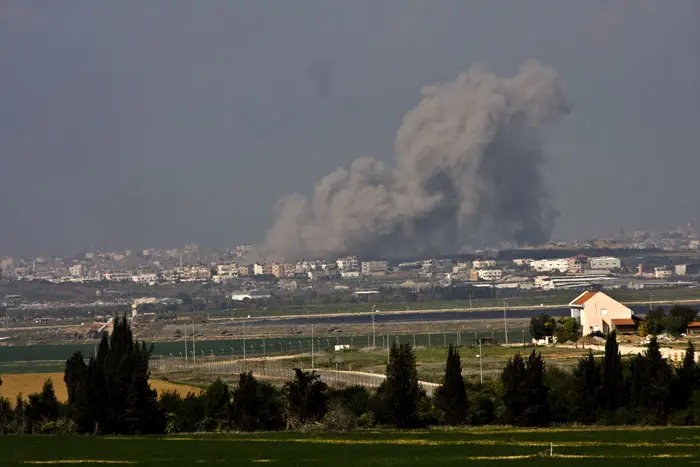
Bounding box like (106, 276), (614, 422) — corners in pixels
(192, 322), (196, 368)
(478, 338), (483, 384)
(311, 324), (315, 370)
(184, 327), (188, 368)
(243, 319), (246, 367)
(504, 299), (509, 346)
(371, 305), (377, 348)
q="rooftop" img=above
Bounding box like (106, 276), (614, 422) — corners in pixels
(570, 290), (598, 307)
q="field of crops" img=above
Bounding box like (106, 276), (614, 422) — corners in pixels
(0, 372), (198, 403)
(1, 427), (699, 466)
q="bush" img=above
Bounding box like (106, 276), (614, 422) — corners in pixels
(320, 401), (356, 431)
(357, 412), (375, 429)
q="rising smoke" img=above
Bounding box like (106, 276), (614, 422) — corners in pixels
(265, 61), (569, 260)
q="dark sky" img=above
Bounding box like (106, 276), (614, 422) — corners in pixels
(1, 1), (699, 256)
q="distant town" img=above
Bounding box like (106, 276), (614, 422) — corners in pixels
(2, 226), (700, 313)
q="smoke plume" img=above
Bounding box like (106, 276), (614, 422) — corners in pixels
(266, 61), (569, 260)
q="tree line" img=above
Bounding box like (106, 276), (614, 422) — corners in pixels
(1, 316), (700, 434)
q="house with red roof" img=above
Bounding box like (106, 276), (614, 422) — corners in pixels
(569, 291), (635, 335)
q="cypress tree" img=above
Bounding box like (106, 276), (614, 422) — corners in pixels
(233, 372), (283, 431)
(435, 345), (468, 425)
(63, 314), (161, 434)
(572, 350), (602, 423)
(285, 369), (328, 424)
(627, 337), (672, 420)
(672, 341), (696, 410)
(601, 331), (624, 412)
(379, 344), (422, 428)
(501, 350), (550, 426)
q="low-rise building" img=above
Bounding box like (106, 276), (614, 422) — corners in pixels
(655, 267), (673, 279)
(231, 290), (272, 301)
(336, 256), (359, 271)
(69, 264), (85, 277)
(531, 258), (570, 273)
(104, 272), (132, 282)
(472, 259), (496, 269)
(271, 263), (289, 278)
(588, 256), (621, 271)
(217, 263), (239, 278)
(341, 270), (361, 278)
(477, 269), (503, 281)
(361, 260), (388, 276)
(569, 291), (634, 335)
(131, 273), (158, 285)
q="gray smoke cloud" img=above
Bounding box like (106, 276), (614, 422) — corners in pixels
(308, 59), (333, 100)
(265, 60), (569, 260)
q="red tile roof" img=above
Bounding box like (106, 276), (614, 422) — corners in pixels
(571, 291), (598, 306)
(687, 322), (700, 329)
(611, 318), (635, 326)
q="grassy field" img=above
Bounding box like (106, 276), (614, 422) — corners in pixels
(259, 345), (596, 383)
(0, 372), (199, 403)
(1, 427), (700, 466)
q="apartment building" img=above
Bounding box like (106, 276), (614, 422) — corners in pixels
(361, 260), (388, 276)
(477, 269), (503, 281)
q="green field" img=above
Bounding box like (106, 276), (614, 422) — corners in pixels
(1, 427), (699, 466)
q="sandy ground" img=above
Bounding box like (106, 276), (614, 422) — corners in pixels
(0, 372), (198, 404)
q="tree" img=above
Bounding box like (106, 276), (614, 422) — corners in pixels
(601, 331), (624, 412)
(555, 317), (580, 343)
(377, 344), (422, 428)
(63, 314), (162, 434)
(26, 379), (60, 427)
(572, 351), (602, 423)
(285, 369), (328, 424)
(501, 350), (550, 426)
(546, 367), (578, 424)
(435, 345), (468, 425)
(232, 372), (283, 431)
(529, 314), (556, 339)
(200, 379), (232, 430)
(672, 341), (697, 410)
(627, 337), (672, 421)
(665, 306), (698, 335)
(645, 307), (666, 335)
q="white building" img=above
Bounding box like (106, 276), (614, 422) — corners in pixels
(472, 259), (496, 269)
(512, 258), (533, 266)
(588, 256), (621, 271)
(655, 267), (672, 279)
(253, 263), (265, 276)
(361, 260), (388, 276)
(231, 290), (272, 301)
(131, 273), (158, 285)
(69, 264), (85, 277)
(531, 258), (570, 273)
(217, 263), (239, 277)
(341, 270), (361, 278)
(336, 256), (359, 271)
(104, 272), (132, 282)
(477, 269), (503, 281)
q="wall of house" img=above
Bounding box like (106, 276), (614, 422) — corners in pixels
(582, 294), (632, 335)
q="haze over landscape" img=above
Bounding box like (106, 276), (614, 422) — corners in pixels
(1, 1), (699, 256)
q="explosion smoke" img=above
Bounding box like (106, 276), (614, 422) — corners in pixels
(265, 61), (569, 260)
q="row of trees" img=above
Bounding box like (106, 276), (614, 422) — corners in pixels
(2, 317), (700, 433)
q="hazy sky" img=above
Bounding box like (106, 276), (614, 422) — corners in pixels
(1, 1), (699, 256)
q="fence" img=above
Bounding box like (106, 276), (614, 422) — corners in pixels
(151, 355), (439, 396)
(152, 327), (529, 361)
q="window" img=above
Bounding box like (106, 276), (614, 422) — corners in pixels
(601, 308), (607, 315)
